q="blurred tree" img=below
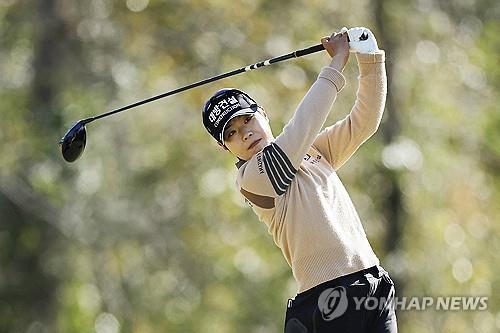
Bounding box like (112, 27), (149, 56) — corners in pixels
(0, 0), (68, 331)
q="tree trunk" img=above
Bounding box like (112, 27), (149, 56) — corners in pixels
(373, 0), (406, 289)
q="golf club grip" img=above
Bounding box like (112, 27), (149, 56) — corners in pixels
(295, 43), (326, 57)
(88, 43), (327, 123)
(268, 43), (325, 64)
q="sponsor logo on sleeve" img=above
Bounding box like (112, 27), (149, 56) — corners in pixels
(304, 153), (322, 165)
(256, 153), (265, 174)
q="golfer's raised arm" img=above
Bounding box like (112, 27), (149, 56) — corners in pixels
(273, 32), (349, 169)
(313, 50), (387, 170)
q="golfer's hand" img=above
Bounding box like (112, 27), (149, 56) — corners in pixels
(347, 27), (380, 54)
(321, 29), (350, 72)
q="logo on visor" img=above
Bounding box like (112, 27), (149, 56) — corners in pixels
(208, 95), (241, 126)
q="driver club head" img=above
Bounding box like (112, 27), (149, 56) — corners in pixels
(59, 120), (88, 162)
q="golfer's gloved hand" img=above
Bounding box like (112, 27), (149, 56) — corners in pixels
(346, 27), (380, 54)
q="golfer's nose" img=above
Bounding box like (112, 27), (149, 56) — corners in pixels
(243, 129), (253, 141)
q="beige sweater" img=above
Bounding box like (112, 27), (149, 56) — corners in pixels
(236, 51), (387, 292)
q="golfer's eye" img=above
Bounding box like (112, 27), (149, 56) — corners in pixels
(244, 115), (253, 123)
(226, 130), (236, 139)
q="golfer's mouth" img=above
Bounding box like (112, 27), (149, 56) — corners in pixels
(248, 138), (262, 150)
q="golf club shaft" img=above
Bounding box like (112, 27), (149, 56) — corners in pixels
(86, 43), (325, 123)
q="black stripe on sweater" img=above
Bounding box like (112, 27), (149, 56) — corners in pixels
(262, 143), (297, 195)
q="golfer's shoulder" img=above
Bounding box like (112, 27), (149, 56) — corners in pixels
(236, 151), (265, 183)
(235, 149), (279, 197)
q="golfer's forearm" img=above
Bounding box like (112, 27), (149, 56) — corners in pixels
(274, 67), (345, 169)
(329, 55), (347, 73)
(350, 51), (387, 135)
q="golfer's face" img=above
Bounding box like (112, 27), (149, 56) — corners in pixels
(223, 112), (273, 161)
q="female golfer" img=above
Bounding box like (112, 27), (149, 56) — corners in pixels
(202, 27), (397, 332)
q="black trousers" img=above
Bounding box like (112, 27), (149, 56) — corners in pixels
(284, 266), (397, 333)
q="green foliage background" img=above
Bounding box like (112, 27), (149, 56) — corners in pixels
(0, 0), (499, 332)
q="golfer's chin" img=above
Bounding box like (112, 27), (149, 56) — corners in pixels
(243, 140), (267, 160)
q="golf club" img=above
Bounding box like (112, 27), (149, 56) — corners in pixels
(59, 43), (328, 163)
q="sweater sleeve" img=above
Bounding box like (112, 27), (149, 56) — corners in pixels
(238, 66), (346, 197)
(313, 51), (387, 170)
(275, 66), (346, 170)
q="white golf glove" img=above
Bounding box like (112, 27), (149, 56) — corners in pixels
(343, 27), (380, 54)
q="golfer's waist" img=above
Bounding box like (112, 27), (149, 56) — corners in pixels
(292, 253), (380, 293)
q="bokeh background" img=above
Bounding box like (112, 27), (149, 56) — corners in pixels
(1, 0), (499, 332)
